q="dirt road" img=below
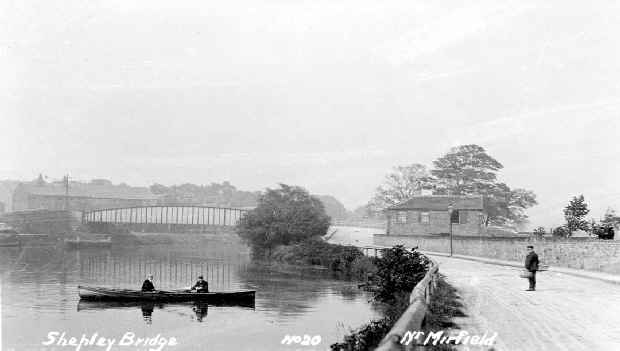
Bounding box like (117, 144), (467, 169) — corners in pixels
(432, 256), (620, 351)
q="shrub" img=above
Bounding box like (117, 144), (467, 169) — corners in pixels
(592, 224), (615, 240)
(552, 226), (570, 238)
(372, 245), (430, 302)
(267, 238), (377, 279)
(532, 226), (546, 238)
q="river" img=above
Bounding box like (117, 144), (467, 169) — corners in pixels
(0, 234), (381, 351)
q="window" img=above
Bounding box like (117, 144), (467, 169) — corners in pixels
(421, 212), (430, 224)
(396, 211), (407, 224)
(409, 211), (419, 223)
(450, 210), (460, 224)
(479, 214), (487, 225)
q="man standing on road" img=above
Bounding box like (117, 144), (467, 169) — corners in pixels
(524, 245), (539, 291)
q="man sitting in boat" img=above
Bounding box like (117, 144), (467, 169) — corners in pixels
(190, 275), (209, 293)
(141, 274), (156, 292)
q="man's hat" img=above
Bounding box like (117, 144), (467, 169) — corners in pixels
(198, 275), (204, 279)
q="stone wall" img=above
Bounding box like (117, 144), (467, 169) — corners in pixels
(374, 234), (620, 274)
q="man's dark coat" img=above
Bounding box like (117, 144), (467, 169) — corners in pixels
(524, 252), (539, 272)
(142, 279), (155, 292)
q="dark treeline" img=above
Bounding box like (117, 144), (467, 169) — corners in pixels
(149, 181), (259, 208)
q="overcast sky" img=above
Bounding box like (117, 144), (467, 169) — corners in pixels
(2, 0), (619, 228)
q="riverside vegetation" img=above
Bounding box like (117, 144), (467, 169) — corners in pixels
(235, 184), (464, 350)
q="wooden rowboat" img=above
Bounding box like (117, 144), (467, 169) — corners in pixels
(78, 285), (256, 303)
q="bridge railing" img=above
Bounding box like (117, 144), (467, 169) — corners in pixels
(82, 205), (248, 227)
(375, 258), (440, 351)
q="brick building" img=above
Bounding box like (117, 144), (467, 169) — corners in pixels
(386, 195), (486, 236)
(12, 178), (159, 212)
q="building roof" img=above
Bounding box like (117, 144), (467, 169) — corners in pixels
(14, 180), (159, 200)
(388, 195), (484, 211)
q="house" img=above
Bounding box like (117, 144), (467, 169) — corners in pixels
(385, 195), (486, 236)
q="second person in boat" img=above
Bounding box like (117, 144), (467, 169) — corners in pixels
(141, 274), (156, 292)
(190, 275), (209, 293)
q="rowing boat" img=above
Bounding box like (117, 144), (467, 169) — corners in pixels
(78, 285), (256, 303)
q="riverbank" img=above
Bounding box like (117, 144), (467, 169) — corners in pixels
(265, 237), (377, 280)
(331, 275), (462, 351)
(329, 247), (463, 351)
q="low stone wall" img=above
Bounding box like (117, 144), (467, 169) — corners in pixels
(374, 234), (620, 274)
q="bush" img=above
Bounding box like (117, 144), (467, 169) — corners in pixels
(532, 226), (546, 238)
(372, 245), (430, 302)
(552, 226), (570, 238)
(236, 184), (331, 256)
(331, 276), (461, 351)
(268, 238), (378, 279)
(592, 224), (615, 240)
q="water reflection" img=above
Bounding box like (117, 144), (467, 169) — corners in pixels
(75, 300), (247, 324)
(142, 303), (155, 324)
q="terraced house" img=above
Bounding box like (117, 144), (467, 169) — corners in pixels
(386, 195), (487, 236)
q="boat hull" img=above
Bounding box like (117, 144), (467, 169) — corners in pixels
(78, 285), (256, 303)
(77, 299), (254, 311)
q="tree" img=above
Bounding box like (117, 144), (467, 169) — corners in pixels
(149, 183), (169, 195)
(236, 184), (331, 256)
(316, 195), (350, 221)
(601, 207), (620, 228)
(533, 226), (546, 238)
(506, 188), (538, 226)
(149, 181), (259, 207)
(431, 145), (537, 226)
(563, 195), (590, 235)
(370, 164), (435, 211)
(431, 144), (503, 195)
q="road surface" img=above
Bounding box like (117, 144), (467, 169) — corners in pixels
(433, 256), (620, 351)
